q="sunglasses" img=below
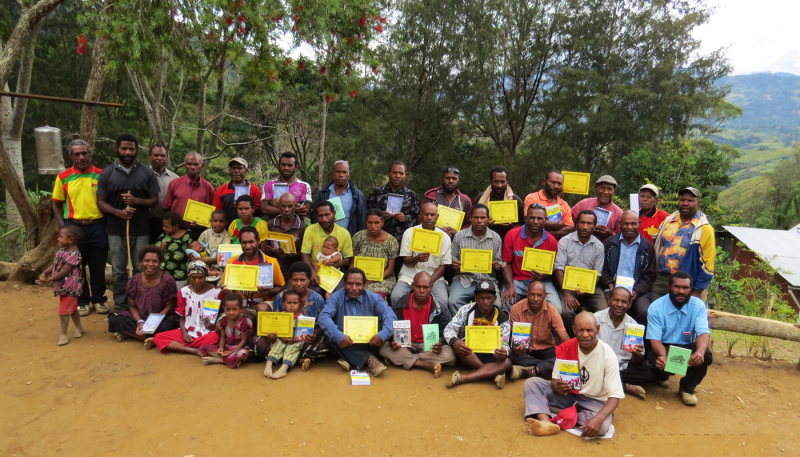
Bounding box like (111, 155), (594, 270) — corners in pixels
(443, 167), (460, 175)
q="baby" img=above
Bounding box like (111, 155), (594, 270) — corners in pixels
(186, 241), (209, 259)
(315, 236), (342, 266)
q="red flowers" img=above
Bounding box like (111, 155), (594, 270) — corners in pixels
(345, 68), (350, 76)
(326, 95), (334, 103)
(225, 16), (234, 25)
(372, 64), (380, 75)
(319, 66), (327, 74)
(350, 90), (357, 98)
(375, 25), (383, 33)
(297, 5), (303, 11)
(379, 16), (387, 24)
(346, 37), (353, 44)
(77, 35), (87, 55)
(298, 60), (305, 71)
(77, 35), (87, 45)
(238, 15), (247, 23)
(294, 15), (301, 22)
(359, 16), (366, 27)
(273, 15), (283, 22)
(286, 58), (292, 65)
(239, 27), (245, 33)
(207, 31), (214, 42)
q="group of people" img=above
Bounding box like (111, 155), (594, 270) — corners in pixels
(42, 133), (718, 438)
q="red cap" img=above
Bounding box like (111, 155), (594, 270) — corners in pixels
(551, 404), (578, 430)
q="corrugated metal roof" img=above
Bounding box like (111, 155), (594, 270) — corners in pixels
(723, 226), (800, 286)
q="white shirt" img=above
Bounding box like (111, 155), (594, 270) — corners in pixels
(595, 308), (639, 370)
(553, 338), (625, 403)
(398, 225), (452, 285)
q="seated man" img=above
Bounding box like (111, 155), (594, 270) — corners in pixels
(647, 271), (712, 406)
(318, 268), (397, 377)
(523, 312), (623, 438)
(301, 201), (353, 295)
(380, 272), (456, 377)
(444, 281), (512, 389)
(508, 281), (569, 381)
(595, 287), (656, 400)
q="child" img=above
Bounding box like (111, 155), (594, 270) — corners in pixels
(158, 212), (192, 287)
(316, 236), (342, 266)
(200, 293), (252, 368)
(186, 241), (209, 259)
(38, 226), (85, 346)
(264, 290), (314, 379)
(195, 210), (231, 266)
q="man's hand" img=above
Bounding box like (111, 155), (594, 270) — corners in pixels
(390, 340), (402, 350)
(431, 342), (443, 354)
(121, 193), (136, 206)
(417, 252), (430, 262)
(393, 212), (406, 222)
(339, 335), (354, 348)
(493, 347), (508, 361)
(513, 344), (526, 355)
(303, 332), (317, 344)
(188, 221), (199, 230)
(368, 334), (383, 347)
(117, 207), (136, 220)
(563, 292), (580, 311)
(552, 379), (572, 396)
(382, 211), (392, 221)
(594, 225), (612, 238)
(688, 350), (705, 367)
(631, 290), (638, 301)
(257, 286), (271, 296)
(295, 204), (309, 217)
(492, 261), (502, 271)
(451, 260), (462, 272)
(655, 355), (667, 371)
(633, 344), (645, 356)
(529, 269), (543, 281)
(580, 415), (605, 438)
(442, 227), (457, 238)
(452, 339), (472, 357)
(501, 287), (517, 308)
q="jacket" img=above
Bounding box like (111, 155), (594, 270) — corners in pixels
(422, 186), (473, 230)
(392, 293), (452, 339)
(310, 181), (368, 236)
(652, 211), (716, 290)
(600, 233), (657, 297)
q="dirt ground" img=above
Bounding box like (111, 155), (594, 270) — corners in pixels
(1, 284), (799, 457)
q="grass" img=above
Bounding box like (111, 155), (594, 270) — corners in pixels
(711, 329), (800, 363)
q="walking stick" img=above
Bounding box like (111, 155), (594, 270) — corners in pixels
(125, 190), (133, 277)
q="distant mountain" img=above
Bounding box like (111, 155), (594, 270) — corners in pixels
(717, 72), (800, 128)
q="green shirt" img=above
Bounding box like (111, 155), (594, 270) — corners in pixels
(301, 223), (354, 260)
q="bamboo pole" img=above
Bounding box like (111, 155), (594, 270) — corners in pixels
(0, 90), (122, 108)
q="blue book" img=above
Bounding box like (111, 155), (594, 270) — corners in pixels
(294, 316), (315, 342)
(594, 207), (611, 226)
(386, 193), (404, 214)
(621, 323), (645, 353)
(234, 185), (249, 199)
(273, 183), (289, 199)
(258, 264), (273, 288)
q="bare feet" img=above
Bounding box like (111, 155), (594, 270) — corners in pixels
(433, 363), (442, 378)
(143, 338), (155, 350)
(301, 358), (311, 371)
(202, 357), (213, 365)
(72, 328), (83, 338)
(526, 418), (560, 436)
(446, 371), (461, 388)
(264, 361), (274, 377)
(58, 335), (69, 346)
(625, 383), (646, 400)
(269, 364), (289, 379)
(115, 332), (128, 342)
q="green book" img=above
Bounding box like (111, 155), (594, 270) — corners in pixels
(328, 196), (345, 221)
(422, 324), (439, 352)
(664, 346), (692, 376)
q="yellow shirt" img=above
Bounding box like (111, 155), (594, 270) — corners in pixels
(301, 223), (353, 260)
(228, 218), (269, 243)
(51, 165), (103, 220)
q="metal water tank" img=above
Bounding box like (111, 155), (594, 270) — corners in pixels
(35, 125), (64, 175)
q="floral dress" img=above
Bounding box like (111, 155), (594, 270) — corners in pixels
(200, 316), (253, 368)
(158, 232), (192, 281)
(352, 230), (399, 294)
(53, 248), (83, 297)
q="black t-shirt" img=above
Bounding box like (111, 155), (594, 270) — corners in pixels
(97, 160), (160, 237)
(472, 191), (525, 242)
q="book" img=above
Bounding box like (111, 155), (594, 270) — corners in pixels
(234, 185), (249, 200)
(328, 196), (346, 221)
(294, 316), (315, 342)
(422, 324), (439, 352)
(665, 346), (692, 376)
(393, 320), (411, 348)
(615, 275), (635, 292)
(217, 244), (242, 268)
(593, 207), (612, 226)
(621, 323), (645, 353)
(629, 193), (640, 212)
(386, 193), (404, 214)
(350, 370), (370, 386)
(546, 204), (562, 222)
(202, 298), (221, 324)
(511, 322), (532, 349)
(258, 263), (274, 288)
(557, 359), (581, 391)
(273, 182), (290, 198)
(141, 314), (165, 334)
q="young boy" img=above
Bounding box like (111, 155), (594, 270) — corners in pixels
(196, 210), (231, 266)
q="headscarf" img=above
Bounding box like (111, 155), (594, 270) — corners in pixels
(187, 260), (208, 276)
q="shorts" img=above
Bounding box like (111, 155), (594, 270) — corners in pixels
(59, 295), (79, 315)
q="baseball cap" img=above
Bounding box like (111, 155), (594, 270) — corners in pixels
(639, 184), (660, 198)
(595, 175), (617, 186)
(551, 404), (578, 430)
(228, 157), (248, 168)
(679, 187), (701, 198)
(475, 281), (496, 294)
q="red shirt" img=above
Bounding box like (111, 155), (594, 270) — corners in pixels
(502, 226), (559, 280)
(162, 175), (216, 229)
(639, 207), (669, 243)
(404, 294), (431, 343)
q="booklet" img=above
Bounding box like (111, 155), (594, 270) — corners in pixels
(557, 359), (582, 391)
(511, 322), (532, 349)
(217, 244), (243, 268)
(422, 324), (439, 352)
(621, 323), (645, 353)
(546, 204), (562, 222)
(273, 182), (290, 199)
(258, 263), (274, 288)
(202, 298), (221, 324)
(593, 207), (612, 226)
(328, 196), (346, 221)
(665, 346), (692, 376)
(393, 320), (412, 348)
(350, 370), (370, 386)
(386, 193), (404, 214)
(294, 316), (315, 342)
(615, 276), (635, 292)
(141, 314), (165, 334)
(234, 185), (249, 200)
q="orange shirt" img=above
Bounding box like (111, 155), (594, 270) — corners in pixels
(523, 190), (574, 227)
(509, 300), (565, 350)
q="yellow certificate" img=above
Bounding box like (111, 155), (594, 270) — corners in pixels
(267, 232), (297, 254)
(409, 227), (443, 254)
(256, 311), (294, 337)
(460, 249), (493, 274)
(223, 264), (259, 291)
(343, 316), (379, 344)
(435, 206), (465, 230)
(562, 266), (598, 292)
(318, 264), (344, 294)
(465, 326), (501, 353)
(353, 256), (385, 282)
(562, 171), (591, 195)
(488, 200), (518, 223)
(521, 248), (556, 275)
(183, 199), (215, 227)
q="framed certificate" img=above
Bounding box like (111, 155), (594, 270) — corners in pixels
(488, 200), (518, 223)
(460, 249), (493, 274)
(343, 316), (379, 343)
(267, 232), (297, 254)
(409, 227), (443, 254)
(318, 265), (344, 294)
(257, 311), (294, 337)
(465, 326), (501, 353)
(217, 244), (242, 268)
(183, 199), (215, 227)
(562, 171), (591, 195)
(435, 206), (465, 230)
(562, 266), (598, 293)
(521, 248), (556, 275)
(223, 264), (259, 291)
(353, 256), (385, 282)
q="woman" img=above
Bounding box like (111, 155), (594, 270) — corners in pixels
(153, 261), (221, 356)
(108, 245), (179, 348)
(351, 208), (399, 299)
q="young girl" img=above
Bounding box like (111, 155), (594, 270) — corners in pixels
(265, 290), (309, 379)
(38, 226), (85, 346)
(200, 293), (252, 368)
(158, 212), (192, 287)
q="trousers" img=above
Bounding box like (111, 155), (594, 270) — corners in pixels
(108, 234), (150, 308)
(523, 377), (613, 435)
(513, 279), (562, 313)
(509, 347), (556, 380)
(648, 342), (712, 394)
(379, 341), (456, 369)
(65, 221), (109, 307)
(328, 343), (381, 371)
(560, 287), (608, 337)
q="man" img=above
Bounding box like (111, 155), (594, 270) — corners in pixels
(52, 139), (110, 317)
(637, 184), (668, 243)
(222, 226), (285, 309)
(212, 157), (263, 223)
(422, 166), (473, 238)
(508, 282), (569, 381)
(523, 170), (574, 239)
(318, 268), (397, 376)
(262, 152), (312, 218)
(391, 203), (451, 308)
(96, 133), (159, 311)
(474, 166), (524, 242)
(148, 145), (178, 243)
(522, 312), (623, 438)
(555, 210), (606, 336)
(600, 210), (656, 325)
(367, 160), (420, 242)
(570, 175), (623, 241)
(501, 204), (560, 311)
(311, 160), (367, 236)
(448, 204), (502, 315)
(652, 187), (715, 300)
(647, 272), (712, 406)
(228, 195), (269, 249)
(595, 287), (656, 400)
(444, 281), (512, 389)
(301, 201), (354, 294)
(266, 193), (307, 277)
(380, 272), (456, 377)
(162, 152), (215, 239)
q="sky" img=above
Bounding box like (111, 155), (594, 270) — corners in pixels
(693, 0), (800, 75)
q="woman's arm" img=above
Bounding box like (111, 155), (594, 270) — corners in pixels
(180, 316), (193, 343)
(161, 299), (177, 316)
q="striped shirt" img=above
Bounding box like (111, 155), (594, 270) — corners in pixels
(51, 165), (103, 220)
(451, 226), (503, 287)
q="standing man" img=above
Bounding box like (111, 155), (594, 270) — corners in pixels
(647, 272), (712, 406)
(367, 160), (420, 243)
(600, 210), (656, 325)
(474, 166), (524, 242)
(262, 152), (312, 218)
(96, 134), (160, 312)
(52, 139), (110, 317)
(311, 160), (367, 236)
(212, 157), (263, 223)
(571, 175), (623, 241)
(523, 170), (574, 240)
(637, 184), (668, 243)
(423, 166), (473, 238)
(652, 187), (715, 300)
(162, 152), (215, 239)
(266, 192), (307, 278)
(301, 202), (354, 294)
(148, 145), (178, 243)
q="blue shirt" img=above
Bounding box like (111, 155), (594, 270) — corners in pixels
(616, 235), (640, 280)
(318, 288), (397, 344)
(646, 295), (709, 345)
(272, 289), (326, 317)
(328, 183), (353, 230)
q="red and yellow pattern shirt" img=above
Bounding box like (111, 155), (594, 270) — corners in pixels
(51, 165), (103, 220)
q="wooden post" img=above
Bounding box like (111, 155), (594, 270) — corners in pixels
(708, 309), (800, 342)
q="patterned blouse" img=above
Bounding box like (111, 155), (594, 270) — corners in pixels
(53, 248), (83, 297)
(177, 286), (222, 339)
(217, 315), (253, 349)
(157, 232), (192, 281)
(352, 230), (399, 294)
(120, 272), (178, 319)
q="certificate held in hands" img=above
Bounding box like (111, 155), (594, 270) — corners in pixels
(257, 311), (294, 337)
(521, 248), (556, 275)
(223, 264), (259, 291)
(353, 256), (385, 282)
(488, 200), (518, 224)
(344, 316), (379, 344)
(465, 326), (501, 353)
(183, 199), (215, 227)
(460, 249), (493, 274)
(435, 206), (465, 230)
(409, 227), (443, 254)
(318, 265), (344, 294)
(562, 171), (591, 195)
(562, 266), (598, 293)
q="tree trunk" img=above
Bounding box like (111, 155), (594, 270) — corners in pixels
(8, 196), (59, 282)
(318, 96), (327, 191)
(708, 310), (800, 343)
(80, 33), (108, 150)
